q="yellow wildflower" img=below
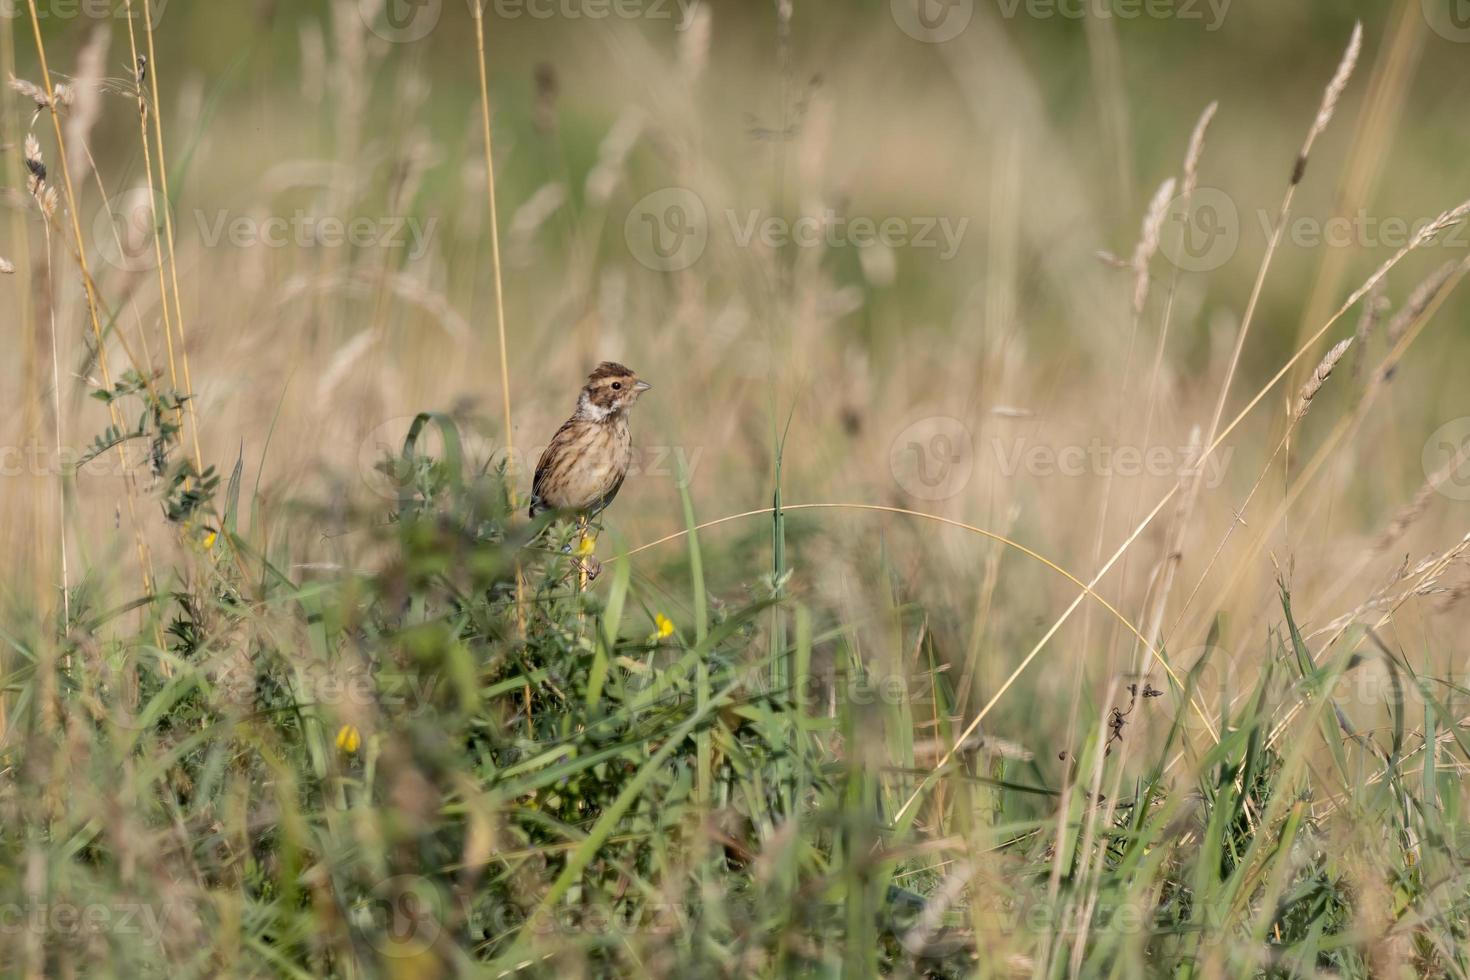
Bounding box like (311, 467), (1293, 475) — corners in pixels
(335, 724), (361, 754)
(654, 613), (674, 640)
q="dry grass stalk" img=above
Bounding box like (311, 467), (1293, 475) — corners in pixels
(1167, 218), (1470, 651)
(1293, 336), (1353, 421)
(1181, 101), (1217, 199)
(22, 133), (55, 215)
(1351, 282), (1387, 382)
(1293, 21), (1362, 185)
(121, 5), (189, 464)
(1131, 177), (1175, 315)
(469, 1), (514, 484)
(8, 74), (72, 114)
(1163, 24), (1366, 644)
(1307, 533), (1470, 643)
(1375, 438), (1470, 554)
(21, 0), (159, 618)
(137, 0), (204, 473)
(1386, 259), (1460, 348)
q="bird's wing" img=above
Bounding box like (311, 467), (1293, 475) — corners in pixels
(529, 418), (577, 517)
(587, 469), (627, 519)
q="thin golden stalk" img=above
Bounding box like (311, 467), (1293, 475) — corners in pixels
(23, 0), (158, 611)
(616, 502), (1184, 692)
(139, 0), (205, 473)
(121, 4), (185, 447)
(1169, 258), (1470, 654)
(1146, 24), (1363, 653)
(471, 2), (514, 476)
(469, 1), (525, 646)
(892, 193), (1458, 825)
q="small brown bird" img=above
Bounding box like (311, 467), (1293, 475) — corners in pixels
(529, 362), (652, 521)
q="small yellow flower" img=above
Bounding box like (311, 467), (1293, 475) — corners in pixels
(202, 530), (218, 550)
(654, 613), (674, 640)
(575, 534), (597, 557)
(335, 724), (361, 754)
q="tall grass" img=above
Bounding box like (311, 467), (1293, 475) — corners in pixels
(2, 1), (1469, 976)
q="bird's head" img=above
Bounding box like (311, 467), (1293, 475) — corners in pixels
(577, 361), (652, 419)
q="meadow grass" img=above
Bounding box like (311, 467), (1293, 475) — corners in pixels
(2, 1), (1470, 976)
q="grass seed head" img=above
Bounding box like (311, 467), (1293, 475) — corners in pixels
(1294, 337), (1353, 421)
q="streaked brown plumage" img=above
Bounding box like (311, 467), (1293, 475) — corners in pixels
(529, 362), (652, 520)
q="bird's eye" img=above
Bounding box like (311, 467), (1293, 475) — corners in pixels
(611, 382), (622, 390)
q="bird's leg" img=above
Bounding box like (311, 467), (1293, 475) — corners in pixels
(575, 517), (601, 588)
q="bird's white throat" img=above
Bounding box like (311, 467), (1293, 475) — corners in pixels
(575, 392), (618, 422)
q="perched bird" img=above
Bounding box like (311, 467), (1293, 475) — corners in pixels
(529, 362), (652, 522)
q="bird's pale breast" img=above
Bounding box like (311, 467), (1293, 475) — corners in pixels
(540, 417), (631, 512)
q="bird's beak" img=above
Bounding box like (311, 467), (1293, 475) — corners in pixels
(634, 380), (652, 393)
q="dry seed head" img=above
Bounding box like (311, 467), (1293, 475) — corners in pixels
(1410, 202), (1470, 250)
(1132, 177), (1176, 314)
(1181, 101), (1218, 200)
(1294, 23), (1362, 185)
(532, 61), (558, 135)
(0, 256), (14, 274)
(1294, 337), (1353, 421)
(9, 76), (50, 109)
(23, 133), (45, 195)
(1375, 438), (1470, 553)
(1352, 281), (1388, 382)
(1386, 260), (1461, 347)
